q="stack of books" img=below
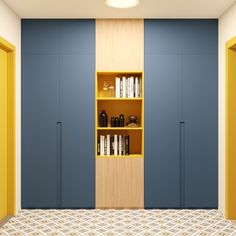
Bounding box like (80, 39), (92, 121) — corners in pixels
(98, 134), (129, 156)
(115, 76), (142, 98)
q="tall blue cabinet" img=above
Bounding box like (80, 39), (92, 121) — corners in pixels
(144, 20), (218, 208)
(22, 54), (59, 207)
(145, 54), (182, 208)
(22, 20), (95, 208)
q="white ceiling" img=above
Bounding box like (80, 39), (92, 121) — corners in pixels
(3, 0), (236, 18)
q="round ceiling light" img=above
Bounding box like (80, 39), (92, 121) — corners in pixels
(106, 0), (139, 8)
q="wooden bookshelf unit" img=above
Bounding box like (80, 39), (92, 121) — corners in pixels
(95, 71), (144, 158)
(95, 71), (144, 209)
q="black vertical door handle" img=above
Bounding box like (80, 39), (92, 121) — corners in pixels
(180, 121), (185, 208)
(57, 122), (62, 208)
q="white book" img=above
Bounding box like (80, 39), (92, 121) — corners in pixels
(122, 76), (126, 98)
(100, 135), (104, 156)
(135, 77), (138, 98)
(130, 76), (134, 98)
(128, 77), (130, 98)
(107, 135), (110, 156)
(114, 135), (118, 156)
(116, 77), (120, 98)
(119, 135), (122, 156)
(125, 76), (128, 98)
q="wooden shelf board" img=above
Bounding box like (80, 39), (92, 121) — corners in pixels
(96, 97), (143, 101)
(97, 127), (142, 130)
(97, 71), (143, 75)
(96, 154), (143, 158)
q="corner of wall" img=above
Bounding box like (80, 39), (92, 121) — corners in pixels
(218, 1), (236, 219)
(0, 0), (21, 213)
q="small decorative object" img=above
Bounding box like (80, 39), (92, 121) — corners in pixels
(108, 82), (115, 97)
(110, 117), (115, 127)
(119, 114), (125, 127)
(114, 117), (119, 127)
(100, 110), (108, 127)
(127, 115), (139, 127)
(102, 81), (109, 97)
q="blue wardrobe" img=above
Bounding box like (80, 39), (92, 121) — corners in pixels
(22, 20), (95, 208)
(144, 20), (218, 208)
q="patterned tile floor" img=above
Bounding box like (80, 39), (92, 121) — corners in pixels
(0, 209), (236, 236)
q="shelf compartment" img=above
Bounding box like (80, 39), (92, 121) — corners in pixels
(97, 100), (142, 128)
(97, 72), (143, 99)
(97, 129), (142, 156)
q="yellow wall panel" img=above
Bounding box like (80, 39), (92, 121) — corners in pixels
(226, 36), (236, 219)
(0, 48), (8, 220)
(0, 36), (16, 220)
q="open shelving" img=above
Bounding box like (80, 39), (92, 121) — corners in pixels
(95, 71), (144, 158)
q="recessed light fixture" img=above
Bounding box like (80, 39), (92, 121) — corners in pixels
(106, 0), (139, 9)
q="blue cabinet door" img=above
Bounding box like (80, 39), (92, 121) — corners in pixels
(60, 55), (95, 208)
(145, 54), (182, 208)
(182, 54), (218, 208)
(22, 55), (59, 208)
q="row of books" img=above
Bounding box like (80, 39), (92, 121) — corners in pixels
(115, 76), (142, 98)
(98, 135), (129, 156)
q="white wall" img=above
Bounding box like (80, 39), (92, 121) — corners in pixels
(219, 2), (236, 217)
(0, 0), (21, 212)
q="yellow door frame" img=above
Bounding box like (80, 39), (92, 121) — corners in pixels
(0, 36), (16, 218)
(226, 36), (236, 220)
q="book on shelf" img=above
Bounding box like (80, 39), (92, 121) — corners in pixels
(115, 77), (120, 98)
(120, 78), (123, 98)
(97, 139), (100, 155)
(104, 136), (107, 156)
(122, 76), (126, 98)
(130, 76), (134, 98)
(115, 76), (142, 98)
(114, 134), (118, 155)
(111, 136), (114, 155)
(124, 135), (129, 155)
(100, 135), (104, 156)
(97, 134), (130, 156)
(107, 134), (110, 156)
(119, 135), (122, 156)
(135, 77), (138, 98)
(138, 77), (142, 98)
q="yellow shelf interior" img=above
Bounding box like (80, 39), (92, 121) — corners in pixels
(95, 71), (144, 159)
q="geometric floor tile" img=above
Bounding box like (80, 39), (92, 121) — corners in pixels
(0, 209), (236, 235)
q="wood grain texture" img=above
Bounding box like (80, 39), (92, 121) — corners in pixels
(96, 19), (144, 71)
(96, 158), (144, 209)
